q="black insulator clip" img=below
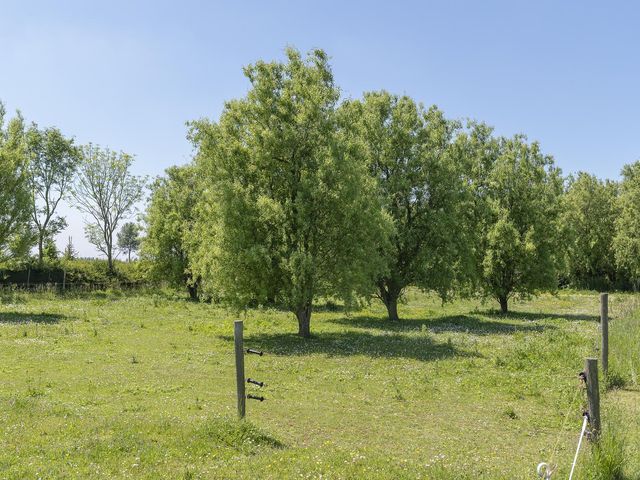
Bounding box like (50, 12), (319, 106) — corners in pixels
(578, 371), (587, 383)
(247, 378), (264, 387)
(583, 410), (590, 421)
(247, 394), (265, 401)
(246, 348), (264, 356)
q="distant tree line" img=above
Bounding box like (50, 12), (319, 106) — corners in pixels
(4, 48), (640, 337)
(0, 105), (146, 274)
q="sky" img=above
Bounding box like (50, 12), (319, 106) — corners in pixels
(2, 0), (640, 257)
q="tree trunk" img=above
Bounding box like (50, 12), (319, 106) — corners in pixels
(295, 304), (312, 338)
(498, 295), (508, 314)
(187, 284), (198, 301)
(379, 284), (401, 321)
(107, 244), (114, 274)
(38, 235), (44, 264)
(383, 292), (400, 321)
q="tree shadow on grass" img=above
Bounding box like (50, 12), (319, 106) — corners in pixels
(330, 314), (558, 336)
(0, 312), (64, 324)
(481, 310), (599, 322)
(221, 330), (479, 362)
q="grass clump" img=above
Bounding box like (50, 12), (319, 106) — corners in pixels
(605, 370), (627, 391)
(578, 412), (627, 480)
(196, 416), (284, 454)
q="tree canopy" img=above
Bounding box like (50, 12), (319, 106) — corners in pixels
(613, 161), (640, 288)
(143, 165), (200, 299)
(25, 124), (80, 263)
(562, 172), (618, 290)
(0, 103), (31, 263)
(340, 91), (473, 320)
(190, 48), (388, 336)
(475, 135), (564, 312)
(117, 222), (141, 262)
(72, 145), (146, 273)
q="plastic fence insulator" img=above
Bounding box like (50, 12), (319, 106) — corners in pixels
(246, 348), (264, 356)
(536, 462), (555, 479)
(247, 394), (265, 402)
(247, 378), (264, 387)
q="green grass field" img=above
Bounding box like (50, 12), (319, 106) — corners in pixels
(0, 289), (638, 479)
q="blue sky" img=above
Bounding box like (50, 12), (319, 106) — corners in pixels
(2, 0), (639, 256)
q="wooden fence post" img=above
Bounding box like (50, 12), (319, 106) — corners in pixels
(234, 320), (246, 419)
(584, 358), (601, 439)
(600, 293), (609, 376)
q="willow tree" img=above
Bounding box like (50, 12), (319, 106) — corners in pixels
(143, 165), (200, 299)
(613, 161), (640, 288)
(190, 48), (388, 336)
(0, 103), (31, 263)
(562, 172), (618, 289)
(478, 135), (564, 313)
(340, 92), (474, 321)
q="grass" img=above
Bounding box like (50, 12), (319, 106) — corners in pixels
(609, 294), (640, 387)
(579, 407), (626, 480)
(0, 288), (638, 478)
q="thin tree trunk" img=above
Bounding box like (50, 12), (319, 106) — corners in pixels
(295, 304), (312, 338)
(498, 295), (508, 314)
(107, 244), (114, 274)
(38, 235), (44, 264)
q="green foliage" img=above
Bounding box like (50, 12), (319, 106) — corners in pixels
(0, 102), (31, 264)
(142, 165), (199, 298)
(117, 222), (141, 262)
(42, 237), (59, 261)
(63, 236), (77, 260)
(25, 124), (80, 262)
(341, 91), (472, 320)
(613, 161), (640, 288)
(562, 172), (619, 290)
(0, 257), (145, 288)
(472, 135), (564, 312)
(190, 48), (388, 335)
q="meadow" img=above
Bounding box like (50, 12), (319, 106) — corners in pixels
(0, 289), (638, 479)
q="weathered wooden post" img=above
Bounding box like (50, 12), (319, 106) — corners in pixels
(584, 358), (601, 439)
(62, 269), (67, 292)
(234, 320), (246, 418)
(600, 293), (609, 376)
